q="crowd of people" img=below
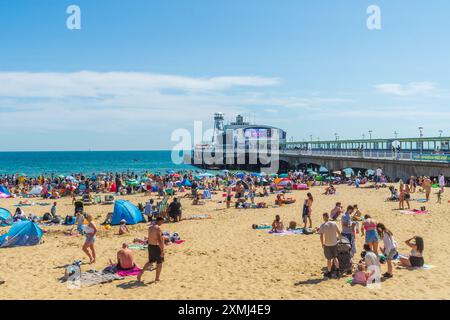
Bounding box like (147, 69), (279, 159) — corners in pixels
(0, 168), (446, 286)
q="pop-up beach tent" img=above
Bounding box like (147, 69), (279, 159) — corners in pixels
(29, 185), (43, 196)
(0, 220), (43, 248)
(111, 200), (145, 225)
(181, 179), (192, 187)
(0, 185), (11, 198)
(0, 208), (13, 227)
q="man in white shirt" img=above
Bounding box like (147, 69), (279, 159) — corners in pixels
(318, 212), (341, 278)
(438, 174), (445, 193)
(375, 167), (382, 183)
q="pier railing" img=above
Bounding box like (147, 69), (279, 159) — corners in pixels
(281, 149), (450, 163)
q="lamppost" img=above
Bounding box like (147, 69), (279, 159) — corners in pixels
(394, 131), (398, 139)
(439, 130), (443, 138)
(369, 130), (372, 140)
(418, 127), (424, 154)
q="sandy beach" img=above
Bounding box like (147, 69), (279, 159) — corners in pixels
(0, 184), (449, 300)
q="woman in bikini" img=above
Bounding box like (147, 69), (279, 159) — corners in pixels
(399, 181), (405, 210)
(271, 215), (285, 233)
(361, 214), (379, 255)
(82, 214), (97, 264)
(399, 236), (425, 268)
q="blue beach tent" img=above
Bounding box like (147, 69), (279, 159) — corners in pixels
(0, 208), (13, 227)
(0, 220), (43, 248)
(181, 179), (192, 187)
(0, 185), (11, 196)
(111, 200), (145, 225)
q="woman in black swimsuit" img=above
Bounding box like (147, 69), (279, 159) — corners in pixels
(399, 236), (425, 268)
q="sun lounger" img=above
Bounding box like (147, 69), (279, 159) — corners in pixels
(156, 196), (169, 216)
(104, 194), (115, 205)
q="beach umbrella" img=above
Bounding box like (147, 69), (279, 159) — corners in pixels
(125, 179), (140, 186)
(277, 180), (290, 186)
(235, 173), (245, 179)
(57, 174), (65, 179)
(197, 173), (214, 179)
(250, 172), (264, 177)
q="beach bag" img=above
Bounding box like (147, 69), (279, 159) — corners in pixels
(52, 216), (63, 224)
(289, 221), (297, 229)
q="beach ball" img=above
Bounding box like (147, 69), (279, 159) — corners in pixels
(104, 224), (111, 230)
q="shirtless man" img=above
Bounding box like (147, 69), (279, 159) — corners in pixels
(137, 217), (165, 282)
(422, 176), (432, 201)
(110, 243), (136, 270)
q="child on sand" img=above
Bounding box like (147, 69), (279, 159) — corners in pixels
(118, 219), (129, 235)
(352, 263), (369, 285)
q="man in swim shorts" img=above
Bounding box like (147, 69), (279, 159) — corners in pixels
(137, 217), (165, 282)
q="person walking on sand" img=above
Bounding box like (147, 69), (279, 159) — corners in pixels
(138, 217), (165, 283)
(302, 193), (314, 229)
(82, 214), (97, 264)
(318, 212), (341, 278)
(438, 174), (445, 193)
(422, 176), (432, 201)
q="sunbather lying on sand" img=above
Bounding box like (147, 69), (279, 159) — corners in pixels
(275, 193), (296, 205)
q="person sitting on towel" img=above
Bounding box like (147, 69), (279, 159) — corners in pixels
(109, 243), (136, 271)
(271, 215), (285, 233)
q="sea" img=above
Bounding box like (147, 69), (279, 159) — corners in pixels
(0, 151), (196, 177)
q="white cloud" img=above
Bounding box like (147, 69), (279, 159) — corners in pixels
(0, 71), (353, 150)
(0, 71), (280, 98)
(374, 82), (437, 96)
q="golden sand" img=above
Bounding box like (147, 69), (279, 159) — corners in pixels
(0, 184), (449, 300)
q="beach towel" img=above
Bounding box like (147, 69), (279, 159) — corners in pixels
(397, 255), (435, 270)
(128, 244), (148, 250)
(399, 209), (429, 215)
(184, 214), (211, 220)
(268, 228), (313, 235)
(268, 230), (294, 236)
(63, 270), (124, 287)
(253, 225), (271, 230)
(116, 266), (142, 277)
(415, 199), (428, 203)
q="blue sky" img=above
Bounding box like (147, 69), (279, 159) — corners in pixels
(0, 0), (449, 150)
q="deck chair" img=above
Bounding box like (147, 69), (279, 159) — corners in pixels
(104, 194), (115, 205)
(82, 194), (93, 205)
(156, 196), (169, 218)
(93, 195), (102, 205)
